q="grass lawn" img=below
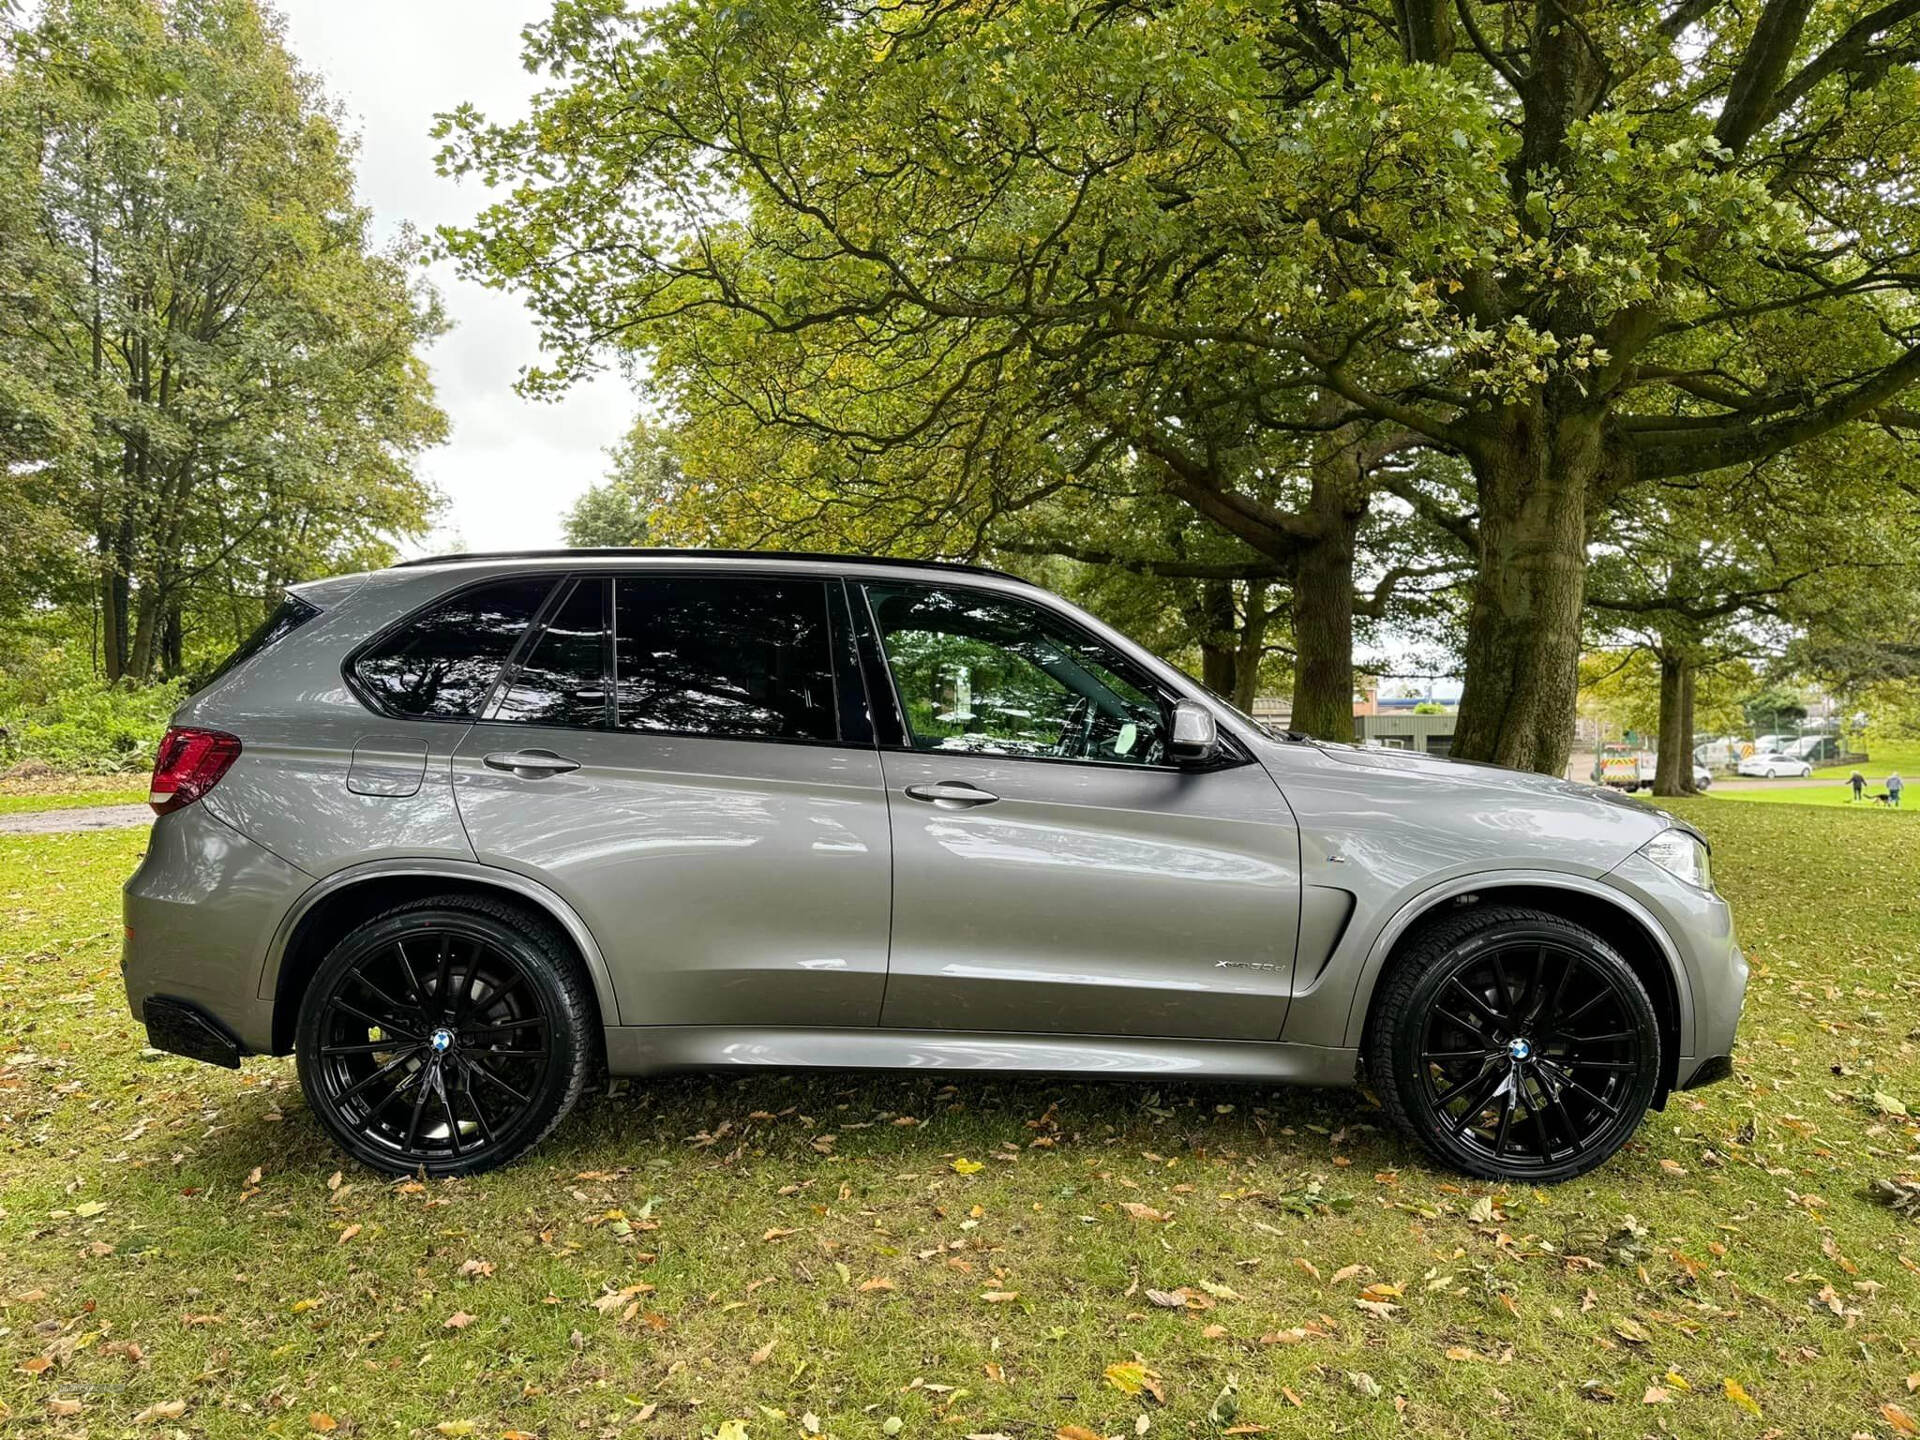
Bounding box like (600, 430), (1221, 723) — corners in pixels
(1813, 741), (1920, 782)
(3, 805), (1919, 1439)
(1703, 784), (1916, 812)
(0, 777), (147, 814)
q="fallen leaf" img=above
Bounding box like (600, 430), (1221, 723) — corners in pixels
(1120, 1202), (1170, 1222)
(980, 1290), (1019, 1303)
(435, 1423), (476, 1437)
(1884, 1403), (1919, 1436)
(750, 1339), (776, 1365)
(1643, 1387), (1672, 1405)
(134, 1399), (187, 1423)
(1057, 1428), (1102, 1440)
(857, 1277), (895, 1293)
(951, 1158), (984, 1175)
(308, 1414), (339, 1432)
(1723, 1377), (1761, 1417)
(445, 1311), (477, 1330)
(337, 1225), (361, 1245)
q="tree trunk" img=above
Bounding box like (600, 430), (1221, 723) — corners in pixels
(1678, 663), (1699, 794)
(1652, 651), (1691, 796)
(1197, 578), (1238, 697)
(1290, 519), (1358, 741)
(1451, 406), (1604, 775)
(1289, 405), (1370, 741)
(1232, 579), (1269, 714)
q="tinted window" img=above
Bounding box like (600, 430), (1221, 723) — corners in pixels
(204, 592), (320, 687)
(865, 583), (1168, 765)
(353, 577), (553, 720)
(493, 578), (611, 728)
(615, 577), (838, 742)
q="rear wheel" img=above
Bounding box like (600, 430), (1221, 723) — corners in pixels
(295, 895), (595, 1176)
(1366, 906), (1661, 1182)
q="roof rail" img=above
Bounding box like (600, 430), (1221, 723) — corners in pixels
(389, 547), (1022, 581)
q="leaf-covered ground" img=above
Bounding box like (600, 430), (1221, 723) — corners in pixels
(3, 801), (1918, 1439)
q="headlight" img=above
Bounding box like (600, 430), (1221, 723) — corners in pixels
(1640, 828), (1714, 893)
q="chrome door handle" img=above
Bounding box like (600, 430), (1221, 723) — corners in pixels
(903, 780), (999, 808)
(482, 749), (581, 778)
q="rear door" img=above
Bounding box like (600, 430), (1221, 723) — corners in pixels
(858, 579), (1301, 1041)
(452, 571), (891, 1029)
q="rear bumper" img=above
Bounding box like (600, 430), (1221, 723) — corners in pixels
(123, 803), (310, 1057)
(142, 995), (245, 1068)
(1679, 1053), (1735, 1089)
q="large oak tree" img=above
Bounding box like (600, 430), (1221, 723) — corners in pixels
(442, 0), (1920, 771)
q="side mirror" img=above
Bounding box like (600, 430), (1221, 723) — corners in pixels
(1168, 700), (1218, 763)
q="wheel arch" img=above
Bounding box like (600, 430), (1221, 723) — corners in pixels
(261, 861), (620, 1055)
(1348, 873), (1691, 1106)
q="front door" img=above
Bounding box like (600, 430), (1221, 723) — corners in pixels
(859, 580), (1301, 1041)
(452, 572), (891, 1029)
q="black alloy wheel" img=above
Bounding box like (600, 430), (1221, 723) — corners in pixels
(1366, 905), (1662, 1182)
(295, 895), (595, 1176)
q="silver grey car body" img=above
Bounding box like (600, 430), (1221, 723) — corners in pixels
(124, 552), (1744, 1142)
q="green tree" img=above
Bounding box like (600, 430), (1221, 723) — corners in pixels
(2, 0), (446, 681)
(562, 418), (681, 547)
(440, 0), (1920, 773)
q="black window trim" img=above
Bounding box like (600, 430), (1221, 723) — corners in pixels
(342, 570), (568, 724)
(853, 577), (1252, 775)
(478, 575), (617, 730)
(442, 566), (877, 752)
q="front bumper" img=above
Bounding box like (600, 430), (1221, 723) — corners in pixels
(123, 803), (311, 1057)
(1604, 851), (1749, 1085)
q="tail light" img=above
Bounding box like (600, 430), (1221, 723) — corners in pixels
(148, 727), (243, 815)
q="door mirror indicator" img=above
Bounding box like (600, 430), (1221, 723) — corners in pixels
(1169, 701), (1218, 763)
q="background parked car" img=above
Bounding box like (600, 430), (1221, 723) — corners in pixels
(1737, 752), (1813, 779)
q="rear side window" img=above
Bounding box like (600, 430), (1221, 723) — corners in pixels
(204, 592), (321, 687)
(614, 576), (837, 742)
(352, 577), (553, 720)
(493, 578), (612, 728)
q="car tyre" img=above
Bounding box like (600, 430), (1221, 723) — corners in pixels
(1365, 905), (1662, 1183)
(295, 894), (596, 1177)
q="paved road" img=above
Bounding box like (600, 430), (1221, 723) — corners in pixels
(0, 803), (151, 836)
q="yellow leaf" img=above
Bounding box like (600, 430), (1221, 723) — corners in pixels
(436, 1424), (477, 1437)
(309, 1414), (339, 1432)
(290, 1298), (322, 1314)
(1058, 1428), (1103, 1440)
(1664, 1370), (1692, 1392)
(950, 1158), (984, 1174)
(1884, 1403), (1920, 1436)
(1723, 1377), (1761, 1417)
(980, 1290), (1019, 1303)
(1106, 1361), (1149, 1395)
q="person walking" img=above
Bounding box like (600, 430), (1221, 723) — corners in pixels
(1849, 770), (1868, 803)
(1889, 772), (1904, 809)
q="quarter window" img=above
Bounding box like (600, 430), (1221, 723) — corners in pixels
(614, 576), (839, 742)
(492, 578), (611, 728)
(351, 577), (553, 721)
(863, 583), (1170, 765)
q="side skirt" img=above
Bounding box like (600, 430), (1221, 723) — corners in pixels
(603, 1026), (1359, 1086)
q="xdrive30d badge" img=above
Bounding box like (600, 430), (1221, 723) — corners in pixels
(125, 550), (1745, 1180)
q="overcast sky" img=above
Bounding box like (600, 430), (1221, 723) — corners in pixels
(275, 0), (632, 555)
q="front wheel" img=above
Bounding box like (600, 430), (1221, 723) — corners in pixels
(295, 895), (597, 1176)
(1365, 906), (1662, 1182)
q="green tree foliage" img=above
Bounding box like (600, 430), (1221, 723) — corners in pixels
(1, 0), (447, 683)
(439, 0), (1920, 773)
(1584, 429), (1920, 792)
(562, 418), (681, 547)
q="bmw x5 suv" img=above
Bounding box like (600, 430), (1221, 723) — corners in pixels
(125, 550), (1745, 1180)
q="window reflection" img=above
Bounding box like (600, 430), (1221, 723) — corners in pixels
(864, 584), (1168, 765)
(354, 578), (553, 720)
(494, 579), (611, 728)
(615, 577), (837, 743)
